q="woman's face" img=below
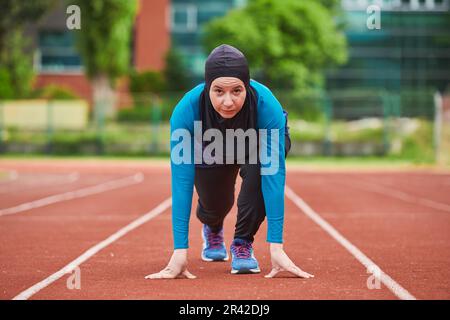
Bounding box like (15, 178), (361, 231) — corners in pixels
(209, 77), (246, 119)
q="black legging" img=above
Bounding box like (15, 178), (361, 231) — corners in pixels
(194, 134), (291, 243)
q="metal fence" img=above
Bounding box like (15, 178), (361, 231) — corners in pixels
(0, 89), (443, 159)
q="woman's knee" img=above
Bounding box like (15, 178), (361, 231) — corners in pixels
(239, 164), (262, 195)
(197, 193), (234, 218)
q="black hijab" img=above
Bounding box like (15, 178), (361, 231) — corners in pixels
(199, 44), (258, 166)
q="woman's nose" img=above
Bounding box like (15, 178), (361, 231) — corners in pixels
(222, 93), (234, 107)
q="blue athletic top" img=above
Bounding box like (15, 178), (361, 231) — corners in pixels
(170, 79), (286, 249)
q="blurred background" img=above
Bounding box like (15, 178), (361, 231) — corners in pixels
(0, 0), (449, 166)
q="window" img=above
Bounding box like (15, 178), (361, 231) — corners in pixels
(410, 0), (420, 9)
(400, 0), (411, 10)
(434, 0), (448, 8)
(171, 4), (197, 33)
(37, 31), (82, 73)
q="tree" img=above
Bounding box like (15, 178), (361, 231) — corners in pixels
(0, 0), (56, 53)
(0, 0), (56, 98)
(163, 48), (192, 92)
(70, 0), (137, 118)
(315, 0), (341, 14)
(203, 0), (348, 90)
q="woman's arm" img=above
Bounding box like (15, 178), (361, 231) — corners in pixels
(146, 92), (197, 280)
(266, 243), (314, 279)
(256, 82), (286, 245)
(169, 91), (197, 249)
(170, 108), (195, 250)
(255, 81), (314, 279)
(145, 249), (196, 279)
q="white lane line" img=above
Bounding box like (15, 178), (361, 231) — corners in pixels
(10, 170), (18, 181)
(67, 172), (80, 183)
(0, 173), (144, 217)
(285, 185), (416, 300)
(341, 179), (450, 213)
(0, 169), (18, 184)
(12, 197), (172, 300)
(0, 172), (80, 195)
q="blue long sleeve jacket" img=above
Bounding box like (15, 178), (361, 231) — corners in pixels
(170, 79), (286, 249)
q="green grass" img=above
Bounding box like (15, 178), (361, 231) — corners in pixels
(388, 119), (435, 164)
(5, 123), (170, 145)
(0, 154), (166, 160)
(285, 155), (427, 168)
(0, 119), (441, 166)
(0, 154), (436, 168)
(289, 119), (385, 143)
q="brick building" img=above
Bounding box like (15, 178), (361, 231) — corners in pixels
(28, 0), (244, 109)
(29, 0), (171, 108)
(29, 0), (450, 110)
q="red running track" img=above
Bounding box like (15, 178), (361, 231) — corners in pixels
(0, 160), (449, 300)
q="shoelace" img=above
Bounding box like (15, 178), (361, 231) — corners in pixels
(206, 229), (224, 249)
(232, 242), (252, 259)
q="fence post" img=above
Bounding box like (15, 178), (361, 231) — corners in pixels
(381, 92), (392, 155)
(323, 93), (333, 156)
(393, 93), (401, 118)
(0, 102), (4, 153)
(95, 98), (105, 155)
(46, 100), (54, 154)
(150, 94), (161, 155)
(434, 91), (443, 164)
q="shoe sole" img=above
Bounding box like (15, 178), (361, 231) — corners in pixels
(231, 268), (261, 274)
(201, 252), (229, 262)
(201, 228), (229, 262)
(230, 250), (259, 274)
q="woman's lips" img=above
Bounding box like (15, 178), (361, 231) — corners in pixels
(221, 109), (235, 114)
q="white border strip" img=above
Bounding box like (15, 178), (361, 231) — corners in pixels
(285, 185), (416, 300)
(12, 197), (172, 300)
(0, 173), (144, 217)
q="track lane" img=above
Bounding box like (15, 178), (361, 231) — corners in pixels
(0, 168), (170, 299)
(29, 180), (397, 299)
(286, 172), (450, 299)
(2, 162), (448, 300)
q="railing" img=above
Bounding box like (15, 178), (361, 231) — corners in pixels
(0, 89), (444, 162)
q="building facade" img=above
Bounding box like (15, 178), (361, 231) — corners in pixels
(29, 0), (450, 108)
(331, 0), (450, 92)
(30, 0), (171, 107)
(29, 0), (244, 107)
(170, 0), (246, 82)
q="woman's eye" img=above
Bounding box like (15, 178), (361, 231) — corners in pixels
(234, 89), (242, 94)
(215, 90), (223, 94)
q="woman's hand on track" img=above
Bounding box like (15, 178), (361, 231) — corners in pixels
(145, 249), (196, 280)
(265, 243), (314, 279)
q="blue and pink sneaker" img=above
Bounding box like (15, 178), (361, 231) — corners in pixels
(201, 225), (229, 261)
(230, 238), (260, 274)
